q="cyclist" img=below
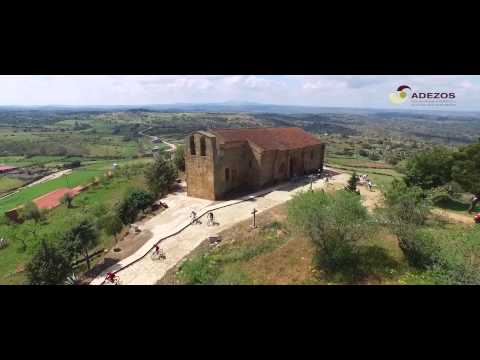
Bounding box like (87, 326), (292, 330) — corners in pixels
(191, 211), (198, 224)
(105, 272), (117, 284)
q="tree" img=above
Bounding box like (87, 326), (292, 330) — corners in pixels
(100, 213), (123, 245)
(21, 201), (44, 224)
(61, 193), (73, 209)
(346, 171), (359, 193)
(358, 149), (369, 157)
(174, 144), (185, 172)
(405, 146), (454, 189)
(26, 240), (72, 285)
(288, 190), (373, 278)
(378, 179), (431, 266)
(61, 219), (99, 271)
(451, 142), (480, 212)
(117, 188), (155, 225)
(144, 156), (178, 197)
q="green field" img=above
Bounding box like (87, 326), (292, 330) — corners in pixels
(0, 177), (25, 194)
(0, 168), (103, 214)
(0, 170), (149, 285)
(0, 158), (153, 214)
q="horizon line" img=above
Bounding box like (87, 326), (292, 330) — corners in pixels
(0, 102), (478, 113)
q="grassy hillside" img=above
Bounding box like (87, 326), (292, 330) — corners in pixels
(162, 193), (477, 286)
(0, 166), (150, 285)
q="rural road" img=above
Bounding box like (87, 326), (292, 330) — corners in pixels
(139, 127), (178, 153)
(26, 169), (72, 188)
(91, 168), (350, 285)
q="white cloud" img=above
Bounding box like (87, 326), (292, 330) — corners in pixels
(0, 75), (480, 110)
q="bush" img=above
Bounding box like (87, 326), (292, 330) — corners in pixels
(144, 156), (178, 197)
(368, 152), (381, 161)
(378, 180), (432, 266)
(63, 160), (81, 169)
(117, 188), (155, 225)
(382, 179), (430, 227)
(174, 144), (185, 172)
(427, 229), (480, 285)
(346, 171), (359, 193)
(358, 149), (369, 157)
(61, 193), (73, 208)
(288, 190), (373, 278)
(397, 227), (440, 269)
(178, 254), (220, 285)
(20, 202), (45, 224)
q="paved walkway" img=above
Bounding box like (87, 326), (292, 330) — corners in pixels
(91, 169), (350, 285)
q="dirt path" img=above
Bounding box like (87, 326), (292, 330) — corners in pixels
(329, 166), (473, 226)
(323, 167), (383, 211)
(358, 183), (383, 211)
(139, 127), (177, 153)
(162, 140), (177, 153)
(432, 208), (474, 225)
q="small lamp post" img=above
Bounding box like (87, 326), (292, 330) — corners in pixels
(251, 208), (258, 229)
(309, 175), (315, 192)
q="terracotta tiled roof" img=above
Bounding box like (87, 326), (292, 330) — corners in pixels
(210, 127), (322, 151)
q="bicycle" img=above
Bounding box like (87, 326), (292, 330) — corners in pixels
(104, 275), (121, 285)
(151, 249), (166, 261)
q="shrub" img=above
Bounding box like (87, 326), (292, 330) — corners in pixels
(382, 179), (430, 227)
(213, 266), (250, 285)
(425, 229), (480, 285)
(358, 149), (369, 157)
(346, 171), (359, 193)
(174, 144), (185, 172)
(396, 227), (440, 269)
(178, 254), (220, 285)
(117, 188), (155, 225)
(20, 202), (45, 224)
(368, 152), (381, 161)
(63, 160), (81, 169)
(61, 193), (73, 208)
(144, 156), (178, 197)
(288, 190), (373, 278)
(378, 179), (431, 265)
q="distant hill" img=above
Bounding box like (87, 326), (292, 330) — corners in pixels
(2, 103), (479, 117)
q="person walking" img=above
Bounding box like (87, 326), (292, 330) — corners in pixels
(207, 211), (214, 226)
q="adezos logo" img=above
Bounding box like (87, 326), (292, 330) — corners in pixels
(389, 85), (456, 107)
(389, 85), (412, 104)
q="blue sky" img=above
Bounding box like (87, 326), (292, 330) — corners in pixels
(1, 75), (480, 110)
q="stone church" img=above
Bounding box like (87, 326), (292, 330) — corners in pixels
(185, 127), (326, 200)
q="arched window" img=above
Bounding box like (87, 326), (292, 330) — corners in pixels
(225, 168), (230, 181)
(279, 162), (286, 174)
(200, 137), (206, 156)
(190, 136), (196, 155)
